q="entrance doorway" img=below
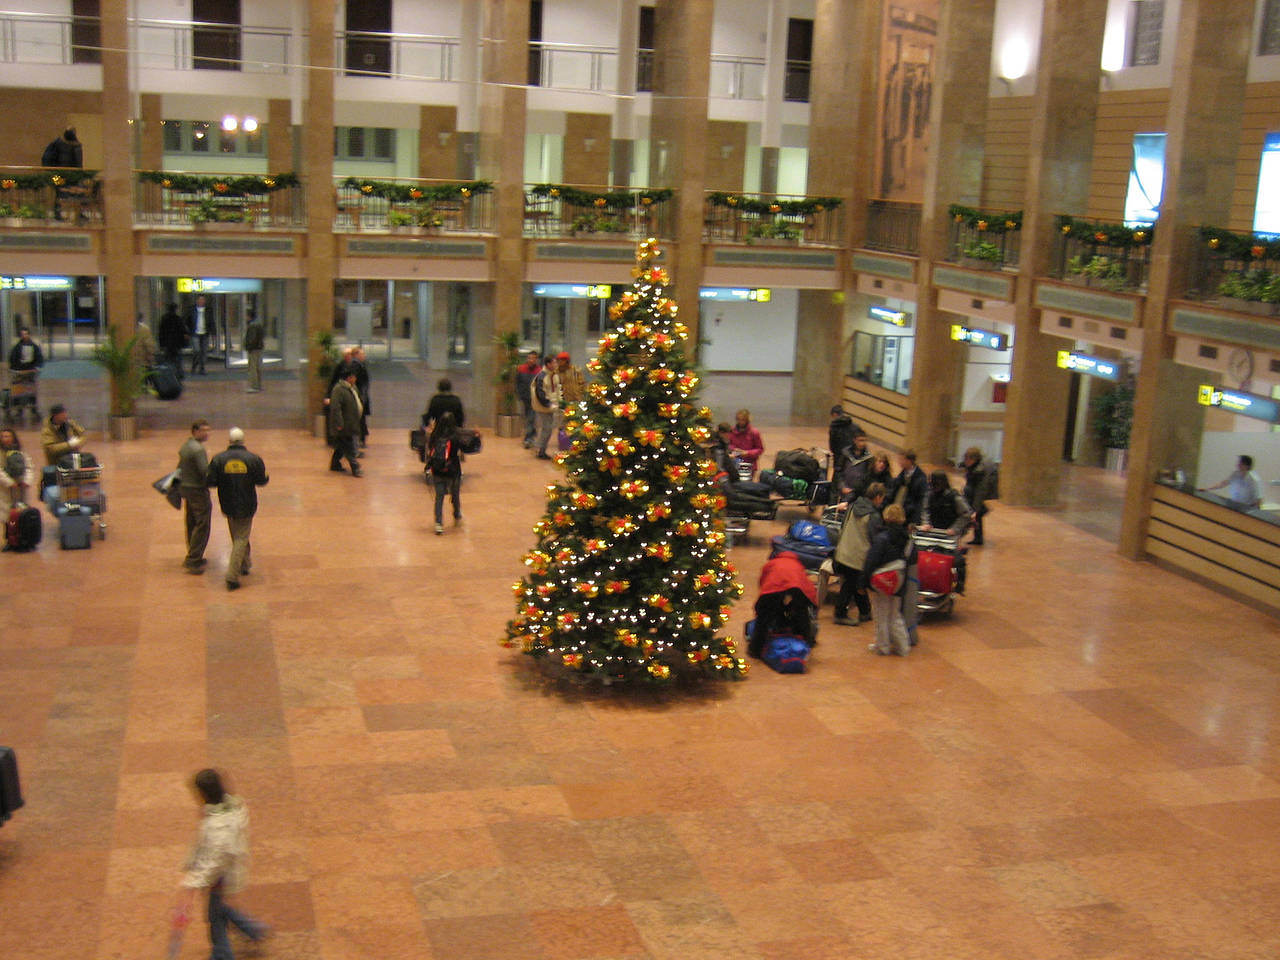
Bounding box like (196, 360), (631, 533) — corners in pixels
(0, 276), (103, 360)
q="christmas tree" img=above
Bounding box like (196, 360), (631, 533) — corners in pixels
(504, 238), (749, 684)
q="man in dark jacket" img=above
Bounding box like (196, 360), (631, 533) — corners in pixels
(41, 127), (83, 168)
(514, 351), (540, 448)
(243, 311), (265, 393)
(831, 481), (886, 626)
(157, 302), (187, 379)
(8, 326), (44, 423)
(921, 470), (971, 593)
(962, 447), (997, 545)
(207, 428), (269, 591)
(828, 405), (860, 479)
(889, 449), (929, 526)
(422, 378), (465, 431)
(327, 370), (363, 477)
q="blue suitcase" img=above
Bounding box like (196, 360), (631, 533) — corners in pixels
(59, 506), (93, 549)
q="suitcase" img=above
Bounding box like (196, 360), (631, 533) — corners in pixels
(5, 504), (42, 552)
(150, 363), (182, 401)
(0, 746), (22, 825)
(59, 506), (93, 549)
(917, 548), (956, 595)
(459, 428), (482, 455)
(769, 534), (833, 571)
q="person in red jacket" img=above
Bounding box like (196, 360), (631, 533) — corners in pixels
(726, 408), (764, 478)
(748, 551), (818, 658)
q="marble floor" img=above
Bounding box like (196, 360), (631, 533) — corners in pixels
(1, 373), (1279, 960)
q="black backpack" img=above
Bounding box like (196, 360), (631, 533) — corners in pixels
(774, 448), (822, 483)
(428, 439), (453, 475)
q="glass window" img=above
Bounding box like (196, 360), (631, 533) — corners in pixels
(162, 119), (266, 157)
(334, 126), (397, 162)
(851, 330), (913, 395)
(1253, 133), (1280, 236)
(191, 121), (210, 152)
(1124, 132), (1165, 226)
(162, 119), (182, 152)
(1128, 0), (1164, 67)
(1261, 0), (1280, 56)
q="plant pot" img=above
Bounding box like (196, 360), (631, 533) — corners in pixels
(495, 413), (523, 438)
(1104, 447), (1128, 474)
(109, 415), (137, 441)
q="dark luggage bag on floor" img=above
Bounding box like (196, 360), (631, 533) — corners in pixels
(59, 505), (93, 549)
(150, 363), (182, 401)
(0, 746), (22, 825)
(6, 504), (42, 552)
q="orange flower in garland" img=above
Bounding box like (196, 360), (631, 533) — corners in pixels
(664, 464), (689, 483)
(599, 456), (622, 474)
(604, 580), (630, 595)
(647, 593), (673, 612)
(562, 653), (583, 668)
(649, 368), (676, 384)
(611, 401), (640, 420)
(608, 516), (638, 536)
(645, 503), (672, 522)
(658, 402), (682, 418)
(645, 542), (674, 561)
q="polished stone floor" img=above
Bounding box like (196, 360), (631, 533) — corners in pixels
(1, 373), (1278, 960)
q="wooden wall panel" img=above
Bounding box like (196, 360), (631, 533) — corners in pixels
(842, 377), (908, 451)
(1086, 89), (1169, 220)
(981, 96), (1034, 210)
(1230, 81), (1280, 231)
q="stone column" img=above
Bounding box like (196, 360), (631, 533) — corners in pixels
(303, 0), (337, 420)
(902, 0), (997, 464)
(758, 0), (788, 195)
(1119, 0), (1253, 557)
(419, 105), (457, 178)
(798, 0), (881, 422)
(139, 94), (163, 170)
(612, 0), (639, 186)
(456, 0), (482, 179)
(563, 113), (611, 185)
(650, 0), (712, 347)
(477, 0), (531, 424)
(267, 98), (292, 173)
(99, 0), (135, 336)
(1000, 0), (1107, 505)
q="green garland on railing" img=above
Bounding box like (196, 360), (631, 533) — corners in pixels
(138, 171), (300, 196)
(528, 184), (674, 209)
(0, 169), (99, 190)
(1056, 214), (1153, 247)
(708, 192), (841, 216)
(1198, 225), (1280, 261)
(341, 177), (494, 203)
(949, 204), (1022, 233)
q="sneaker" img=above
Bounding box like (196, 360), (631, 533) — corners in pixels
(184, 565), (204, 575)
(434, 523), (443, 535)
(833, 615), (860, 627)
(867, 642), (889, 655)
(350, 468), (363, 478)
(226, 580), (240, 591)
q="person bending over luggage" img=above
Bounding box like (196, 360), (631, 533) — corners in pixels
(726, 408), (764, 478)
(422, 378), (465, 432)
(832, 481), (886, 627)
(919, 470), (970, 594)
(1, 428), (34, 508)
(861, 503), (916, 656)
(40, 404), (87, 466)
(749, 551), (818, 659)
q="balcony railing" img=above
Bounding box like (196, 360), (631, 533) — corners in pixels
(864, 199), (920, 255)
(336, 31), (456, 80)
(1050, 215), (1153, 292)
(335, 177), (494, 234)
(133, 19), (290, 73)
(703, 192), (843, 246)
(1188, 226), (1280, 314)
(134, 171), (306, 229)
(0, 166), (101, 223)
(529, 41), (618, 92)
(524, 184), (676, 240)
(948, 205), (1022, 270)
(0, 11), (99, 65)
(708, 54), (765, 100)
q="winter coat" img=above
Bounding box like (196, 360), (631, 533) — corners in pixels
(40, 417), (87, 466)
(861, 524), (916, 594)
(422, 391), (465, 430)
(207, 442), (268, 519)
(925, 487), (971, 536)
(834, 496), (881, 570)
(328, 380), (363, 439)
(181, 795), (251, 892)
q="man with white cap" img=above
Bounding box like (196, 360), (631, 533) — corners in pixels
(206, 427), (269, 591)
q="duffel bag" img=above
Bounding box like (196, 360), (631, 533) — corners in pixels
(774, 448), (821, 483)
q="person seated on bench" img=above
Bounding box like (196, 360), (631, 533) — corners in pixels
(40, 404), (87, 466)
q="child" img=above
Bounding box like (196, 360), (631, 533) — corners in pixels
(426, 411), (463, 534)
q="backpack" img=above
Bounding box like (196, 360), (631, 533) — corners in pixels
(428, 439), (453, 475)
(6, 504), (41, 552)
(774, 449), (822, 483)
(762, 635), (810, 674)
(788, 519), (830, 549)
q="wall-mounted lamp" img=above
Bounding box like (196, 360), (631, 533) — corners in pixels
(437, 131), (451, 146)
(583, 137), (597, 152)
(998, 37), (1029, 95)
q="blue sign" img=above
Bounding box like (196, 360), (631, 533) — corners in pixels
(1057, 351), (1121, 381)
(532, 284), (612, 299)
(869, 305), (911, 327)
(1198, 384), (1280, 423)
(700, 287), (771, 302)
(950, 324), (1008, 351)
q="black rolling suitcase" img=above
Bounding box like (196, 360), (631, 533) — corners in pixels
(0, 746), (22, 825)
(150, 363), (183, 401)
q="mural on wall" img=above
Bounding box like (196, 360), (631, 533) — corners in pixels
(875, 2), (938, 201)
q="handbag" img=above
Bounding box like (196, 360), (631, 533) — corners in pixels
(153, 470), (182, 511)
(869, 558), (905, 596)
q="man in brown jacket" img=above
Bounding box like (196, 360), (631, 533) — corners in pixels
(327, 369), (363, 477)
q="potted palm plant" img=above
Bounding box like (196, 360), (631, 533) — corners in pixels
(313, 329), (341, 437)
(1091, 382), (1134, 473)
(493, 330), (524, 438)
(92, 325), (146, 440)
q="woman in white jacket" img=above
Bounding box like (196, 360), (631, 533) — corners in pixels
(175, 769), (267, 959)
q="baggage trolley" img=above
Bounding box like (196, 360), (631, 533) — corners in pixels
(55, 459), (106, 539)
(5, 370), (38, 424)
(912, 529), (960, 617)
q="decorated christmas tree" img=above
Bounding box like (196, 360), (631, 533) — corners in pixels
(504, 238), (748, 684)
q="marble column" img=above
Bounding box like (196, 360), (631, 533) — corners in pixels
(267, 98), (293, 173)
(139, 94), (162, 171)
(612, 0), (639, 186)
(650, 0), (712, 348)
(99, 0), (135, 336)
(1000, 0), (1107, 505)
(1119, 0), (1253, 557)
(477, 0), (531, 424)
(799, 0), (881, 422)
(758, 0), (789, 195)
(456, 0), (482, 179)
(303, 0), (337, 419)
(903, 0), (997, 463)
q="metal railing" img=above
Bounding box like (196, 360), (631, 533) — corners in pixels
(949, 211), (1022, 270)
(864, 200), (921, 255)
(703, 192), (842, 246)
(334, 177), (494, 234)
(134, 174), (306, 229)
(0, 11), (98, 64)
(1188, 228), (1279, 313)
(708, 54), (766, 100)
(0, 166), (101, 223)
(1051, 216), (1153, 292)
(523, 186), (676, 240)
(335, 30), (456, 81)
(530, 41), (618, 92)
(133, 19), (290, 72)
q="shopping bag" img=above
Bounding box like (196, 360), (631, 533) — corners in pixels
(869, 558), (905, 596)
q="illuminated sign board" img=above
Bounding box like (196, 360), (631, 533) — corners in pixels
(869, 305), (911, 327)
(1056, 351), (1121, 381)
(177, 278), (264, 294)
(1, 276), (71, 290)
(1197, 384), (1280, 423)
(950, 324), (1008, 351)
(699, 287), (771, 302)
(532, 283), (613, 299)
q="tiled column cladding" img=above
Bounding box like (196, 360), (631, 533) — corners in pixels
(101, 0), (136, 335)
(303, 0), (337, 419)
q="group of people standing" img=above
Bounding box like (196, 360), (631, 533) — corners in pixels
(515, 350), (584, 460)
(157, 297), (266, 390)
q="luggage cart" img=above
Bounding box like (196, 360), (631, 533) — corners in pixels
(912, 529), (960, 617)
(55, 459), (106, 539)
(6, 370), (38, 425)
